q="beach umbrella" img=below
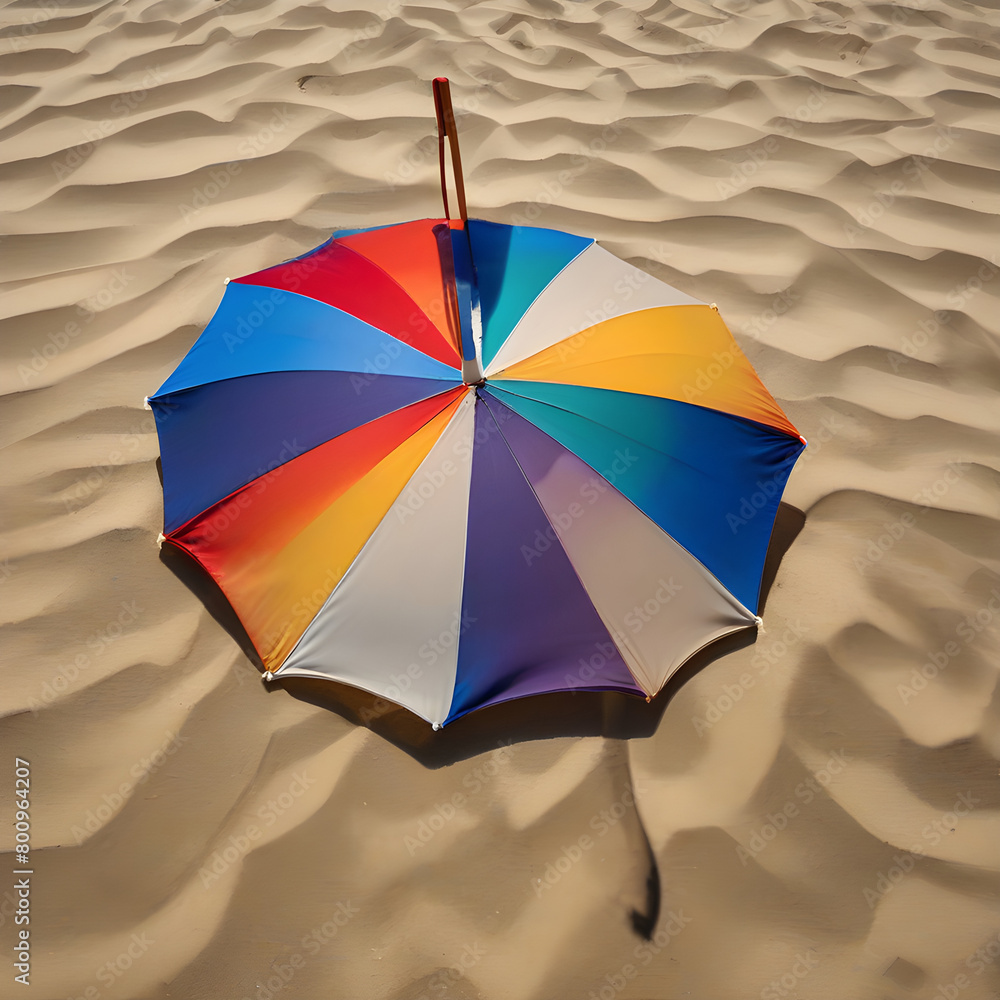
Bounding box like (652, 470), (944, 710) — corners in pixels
(148, 79), (805, 729)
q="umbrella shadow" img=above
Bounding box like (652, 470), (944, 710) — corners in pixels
(159, 502), (805, 768)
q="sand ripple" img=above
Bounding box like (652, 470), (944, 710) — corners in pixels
(1, 0), (998, 996)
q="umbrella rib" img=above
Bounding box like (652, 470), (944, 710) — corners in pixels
(481, 240), (594, 378)
(157, 379), (466, 538)
(316, 239), (464, 369)
(497, 348), (800, 440)
(480, 385), (759, 619)
(476, 392), (649, 687)
(271, 390), (473, 678)
(485, 381), (717, 484)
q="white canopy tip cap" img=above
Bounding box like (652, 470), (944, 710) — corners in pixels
(710, 302), (719, 311)
(224, 277), (230, 284)
(754, 615), (765, 634)
(143, 396), (152, 410)
(432, 722), (442, 731)
(262, 671), (275, 683)
(156, 532), (165, 549)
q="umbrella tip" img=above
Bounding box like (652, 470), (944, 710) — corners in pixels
(710, 302), (719, 311)
(156, 532), (165, 549)
(262, 671), (274, 682)
(754, 615), (765, 634)
(143, 396), (152, 410)
(432, 721), (442, 731)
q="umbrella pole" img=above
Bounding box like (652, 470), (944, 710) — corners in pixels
(433, 77), (484, 384)
(432, 77), (468, 222)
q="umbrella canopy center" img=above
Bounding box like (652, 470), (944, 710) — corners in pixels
(461, 356), (485, 385)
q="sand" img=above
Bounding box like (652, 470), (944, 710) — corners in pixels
(2, 0), (999, 997)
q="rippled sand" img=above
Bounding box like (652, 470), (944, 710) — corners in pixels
(2, 0), (999, 997)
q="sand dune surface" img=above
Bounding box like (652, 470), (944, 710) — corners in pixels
(1, 0), (999, 997)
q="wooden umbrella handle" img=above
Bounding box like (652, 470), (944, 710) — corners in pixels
(432, 77), (468, 222)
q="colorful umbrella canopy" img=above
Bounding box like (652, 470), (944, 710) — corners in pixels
(149, 215), (805, 728)
(149, 79), (805, 730)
